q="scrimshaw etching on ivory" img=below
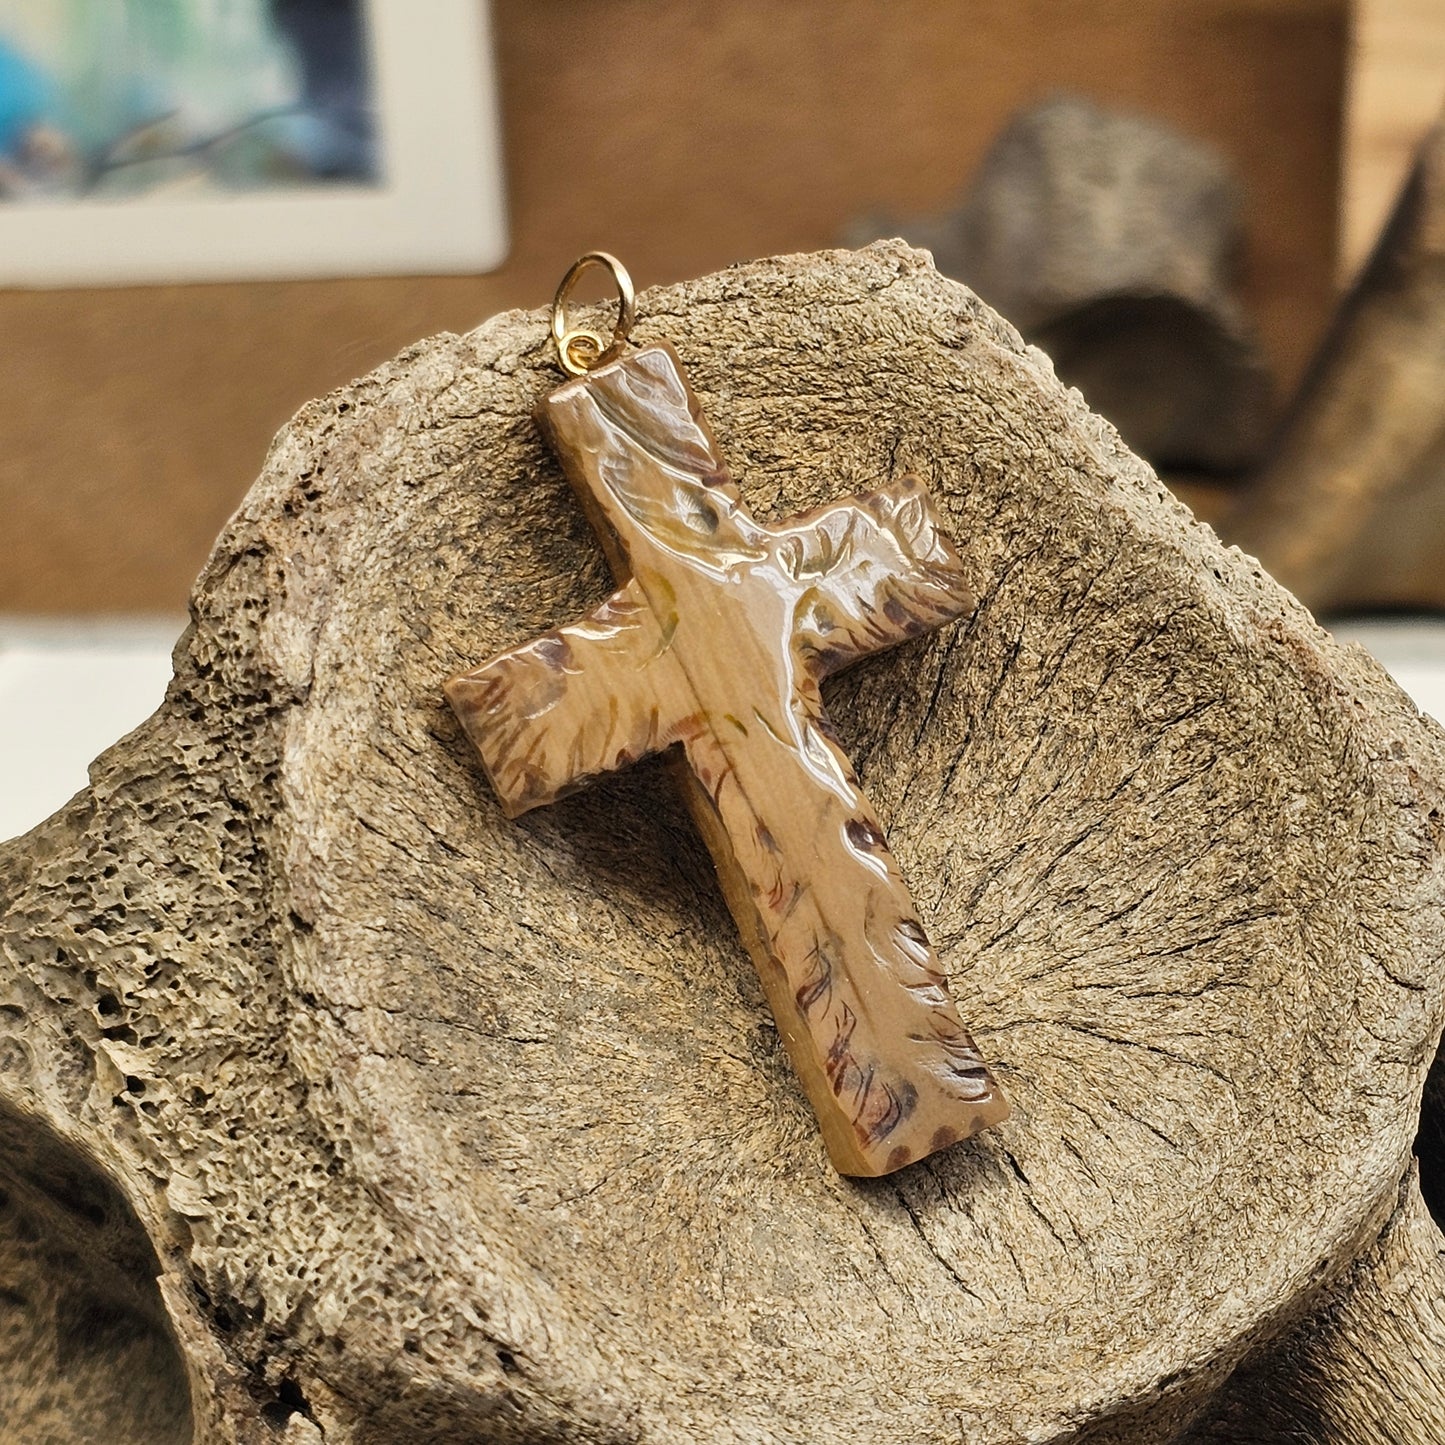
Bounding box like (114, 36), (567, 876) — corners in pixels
(446, 286), (1008, 1175)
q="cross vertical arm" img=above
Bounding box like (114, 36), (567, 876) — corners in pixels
(678, 679), (1008, 1176)
(534, 341), (755, 582)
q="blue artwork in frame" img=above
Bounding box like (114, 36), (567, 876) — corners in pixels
(0, 0), (506, 284)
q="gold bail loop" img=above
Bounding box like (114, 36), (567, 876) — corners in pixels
(551, 252), (637, 377)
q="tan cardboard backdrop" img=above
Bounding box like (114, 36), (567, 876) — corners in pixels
(0, 0), (1348, 612)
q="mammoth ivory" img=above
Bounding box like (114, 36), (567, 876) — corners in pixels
(2, 242), (1444, 1443)
(446, 341), (1006, 1177)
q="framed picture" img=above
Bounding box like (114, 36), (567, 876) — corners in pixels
(0, 0), (507, 286)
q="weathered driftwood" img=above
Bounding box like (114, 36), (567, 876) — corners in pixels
(446, 342), (1006, 1178)
(851, 96), (1273, 473)
(1230, 107), (1445, 613)
(1, 243), (1444, 1443)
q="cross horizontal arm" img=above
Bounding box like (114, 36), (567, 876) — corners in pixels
(777, 475), (976, 676)
(445, 580), (687, 817)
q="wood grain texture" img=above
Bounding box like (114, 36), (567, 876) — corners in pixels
(1181, 1170), (1445, 1443)
(1, 244), (1443, 1443)
(447, 343), (1005, 1176)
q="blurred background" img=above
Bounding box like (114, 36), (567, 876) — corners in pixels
(2, 0), (1444, 836)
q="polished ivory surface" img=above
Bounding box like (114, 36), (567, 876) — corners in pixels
(446, 342), (1007, 1174)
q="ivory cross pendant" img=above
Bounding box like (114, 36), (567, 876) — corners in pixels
(446, 341), (1008, 1175)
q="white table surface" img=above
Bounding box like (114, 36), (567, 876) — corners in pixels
(2, 616), (1444, 844)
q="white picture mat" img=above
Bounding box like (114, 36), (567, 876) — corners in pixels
(0, 0), (507, 286)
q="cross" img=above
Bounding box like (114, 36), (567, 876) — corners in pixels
(446, 342), (1008, 1175)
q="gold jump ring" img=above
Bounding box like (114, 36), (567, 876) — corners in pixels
(551, 252), (636, 377)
